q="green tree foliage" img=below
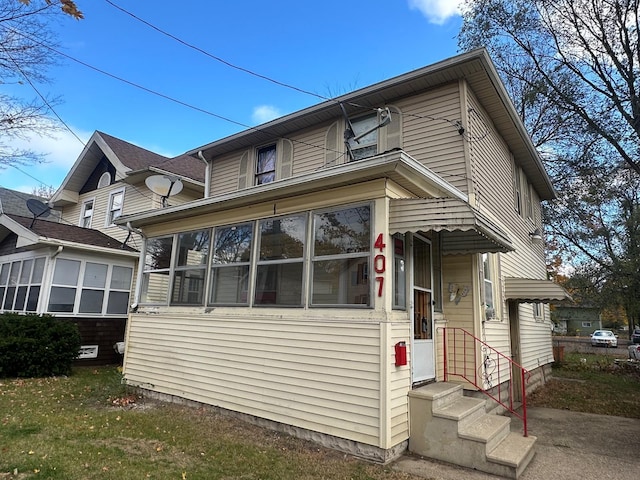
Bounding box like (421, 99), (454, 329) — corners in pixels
(459, 0), (640, 331)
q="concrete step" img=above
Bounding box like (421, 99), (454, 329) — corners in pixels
(487, 431), (537, 479)
(459, 413), (511, 452)
(409, 382), (463, 410)
(433, 395), (486, 429)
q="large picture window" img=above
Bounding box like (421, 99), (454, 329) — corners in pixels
(138, 203), (374, 309)
(311, 205), (371, 306)
(209, 223), (253, 305)
(255, 214), (306, 306)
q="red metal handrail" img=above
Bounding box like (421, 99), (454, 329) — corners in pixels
(441, 327), (530, 436)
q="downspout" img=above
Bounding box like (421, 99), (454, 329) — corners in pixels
(40, 245), (64, 314)
(128, 222), (146, 310)
(197, 150), (211, 198)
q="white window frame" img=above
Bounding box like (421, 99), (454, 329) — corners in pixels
(0, 256), (46, 313)
(46, 257), (133, 316)
(97, 172), (111, 189)
(482, 253), (498, 320)
(106, 188), (125, 226)
(80, 197), (95, 228)
(533, 302), (544, 321)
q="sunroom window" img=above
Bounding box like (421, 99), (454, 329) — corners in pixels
(171, 229), (210, 305)
(0, 257), (45, 313)
(255, 214), (306, 306)
(141, 236), (174, 304)
(311, 205), (371, 306)
(48, 258), (133, 315)
(209, 223), (253, 305)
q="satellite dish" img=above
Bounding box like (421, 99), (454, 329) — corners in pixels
(26, 198), (50, 227)
(145, 175), (183, 207)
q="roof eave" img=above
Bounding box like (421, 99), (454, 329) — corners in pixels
(118, 150), (466, 228)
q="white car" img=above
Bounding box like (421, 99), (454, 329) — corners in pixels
(590, 329), (618, 348)
(629, 344), (640, 360)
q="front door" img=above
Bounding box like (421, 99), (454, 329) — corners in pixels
(412, 236), (434, 382)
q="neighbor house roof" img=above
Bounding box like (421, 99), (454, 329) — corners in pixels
(51, 131), (205, 206)
(0, 214), (137, 255)
(0, 187), (61, 222)
(97, 132), (206, 182)
(187, 48), (555, 201)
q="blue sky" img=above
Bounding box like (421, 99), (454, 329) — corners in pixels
(4, 0), (463, 193)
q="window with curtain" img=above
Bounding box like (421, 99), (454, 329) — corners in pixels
(255, 145), (276, 185)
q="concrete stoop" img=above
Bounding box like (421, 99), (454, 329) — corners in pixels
(408, 382), (536, 479)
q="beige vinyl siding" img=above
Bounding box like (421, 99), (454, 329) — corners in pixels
(61, 183), (151, 244)
(388, 318), (410, 445)
(210, 151), (244, 196)
(124, 311), (383, 446)
(465, 91), (513, 214)
(205, 84), (467, 198)
(463, 87), (553, 371)
(143, 180), (388, 239)
(290, 125), (331, 175)
(395, 84), (467, 193)
(439, 254), (477, 386)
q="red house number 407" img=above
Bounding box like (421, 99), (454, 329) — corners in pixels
(374, 234), (386, 297)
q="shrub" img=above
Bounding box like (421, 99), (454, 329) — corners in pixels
(0, 313), (81, 378)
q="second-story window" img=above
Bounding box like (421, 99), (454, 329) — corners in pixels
(81, 199), (94, 228)
(255, 145), (276, 185)
(107, 189), (124, 225)
(348, 114), (378, 161)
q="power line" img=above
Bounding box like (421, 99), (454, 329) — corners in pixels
(104, 0), (331, 103)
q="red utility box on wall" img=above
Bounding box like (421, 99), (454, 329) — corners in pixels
(394, 341), (407, 366)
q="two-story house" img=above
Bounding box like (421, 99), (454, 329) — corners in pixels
(116, 50), (570, 476)
(0, 131), (205, 364)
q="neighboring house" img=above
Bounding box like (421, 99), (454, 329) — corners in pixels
(0, 132), (204, 364)
(552, 304), (601, 336)
(117, 49), (570, 472)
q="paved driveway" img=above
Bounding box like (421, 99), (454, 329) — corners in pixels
(393, 407), (640, 480)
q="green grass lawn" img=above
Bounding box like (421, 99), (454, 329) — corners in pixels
(2, 354), (638, 479)
(528, 352), (640, 418)
(0, 367), (420, 480)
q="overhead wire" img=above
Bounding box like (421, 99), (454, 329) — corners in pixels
(2, 5), (471, 194)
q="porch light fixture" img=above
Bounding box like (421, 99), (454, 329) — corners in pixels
(529, 228), (543, 244)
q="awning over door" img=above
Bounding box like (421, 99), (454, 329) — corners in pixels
(504, 277), (572, 303)
(389, 198), (514, 255)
